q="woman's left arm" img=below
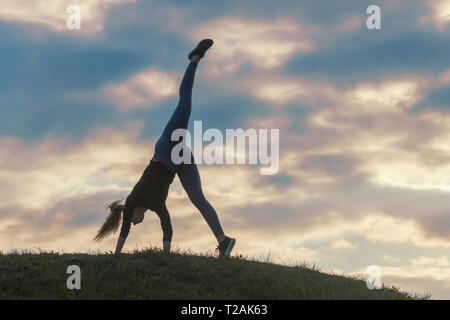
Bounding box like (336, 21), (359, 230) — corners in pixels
(154, 204), (173, 252)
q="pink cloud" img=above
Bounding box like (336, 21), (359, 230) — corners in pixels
(104, 68), (180, 111)
(0, 0), (136, 35)
(421, 0), (450, 31)
(191, 16), (317, 77)
(234, 73), (338, 107)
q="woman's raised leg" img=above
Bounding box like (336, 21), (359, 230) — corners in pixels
(153, 39), (214, 173)
(153, 60), (198, 173)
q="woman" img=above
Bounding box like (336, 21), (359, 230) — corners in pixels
(94, 39), (236, 257)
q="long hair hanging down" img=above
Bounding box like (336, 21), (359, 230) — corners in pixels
(93, 200), (124, 242)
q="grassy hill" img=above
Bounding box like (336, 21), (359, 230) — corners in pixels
(0, 248), (422, 299)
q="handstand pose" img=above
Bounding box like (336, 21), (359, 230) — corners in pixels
(94, 39), (236, 257)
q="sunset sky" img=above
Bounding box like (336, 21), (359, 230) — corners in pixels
(1, 0), (450, 298)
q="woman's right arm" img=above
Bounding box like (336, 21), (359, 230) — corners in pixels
(115, 236), (126, 254)
(115, 199), (133, 254)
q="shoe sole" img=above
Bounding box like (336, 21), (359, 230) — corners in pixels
(224, 238), (236, 256)
(189, 39), (214, 59)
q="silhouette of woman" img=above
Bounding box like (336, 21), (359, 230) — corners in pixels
(94, 39), (236, 257)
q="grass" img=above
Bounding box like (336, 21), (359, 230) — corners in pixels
(0, 247), (428, 299)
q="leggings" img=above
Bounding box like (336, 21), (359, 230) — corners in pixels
(153, 61), (225, 239)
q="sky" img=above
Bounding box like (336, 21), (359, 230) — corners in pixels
(0, 0), (450, 299)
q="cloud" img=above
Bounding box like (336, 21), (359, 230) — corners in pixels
(191, 16), (317, 77)
(344, 78), (428, 114)
(103, 68), (180, 111)
(438, 68), (450, 86)
(361, 214), (450, 247)
(235, 73), (337, 107)
(308, 106), (450, 192)
(291, 212), (450, 248)
(248, 115), (293, 126)
(335, 16), (363, 33)
(329, 239), (357, 250)
(290, 75), (450, 193)
(0, 121), (149, 211)
(0, 0), (135, 34)
(421, 0), (450, 30)
(232, 72), (429, 109)
(431, 0), (450, 27)
(352, 253), (450, 298)
(411, 255), (449, 268)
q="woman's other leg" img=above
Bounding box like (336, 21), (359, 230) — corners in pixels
(177, 157), (226, 243)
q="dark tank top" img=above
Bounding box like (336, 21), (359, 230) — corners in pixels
(119, 159), (175, 239)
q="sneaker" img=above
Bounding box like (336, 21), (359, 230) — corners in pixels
(188, 39), (214, 60)
(216, 236), (236, 257)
